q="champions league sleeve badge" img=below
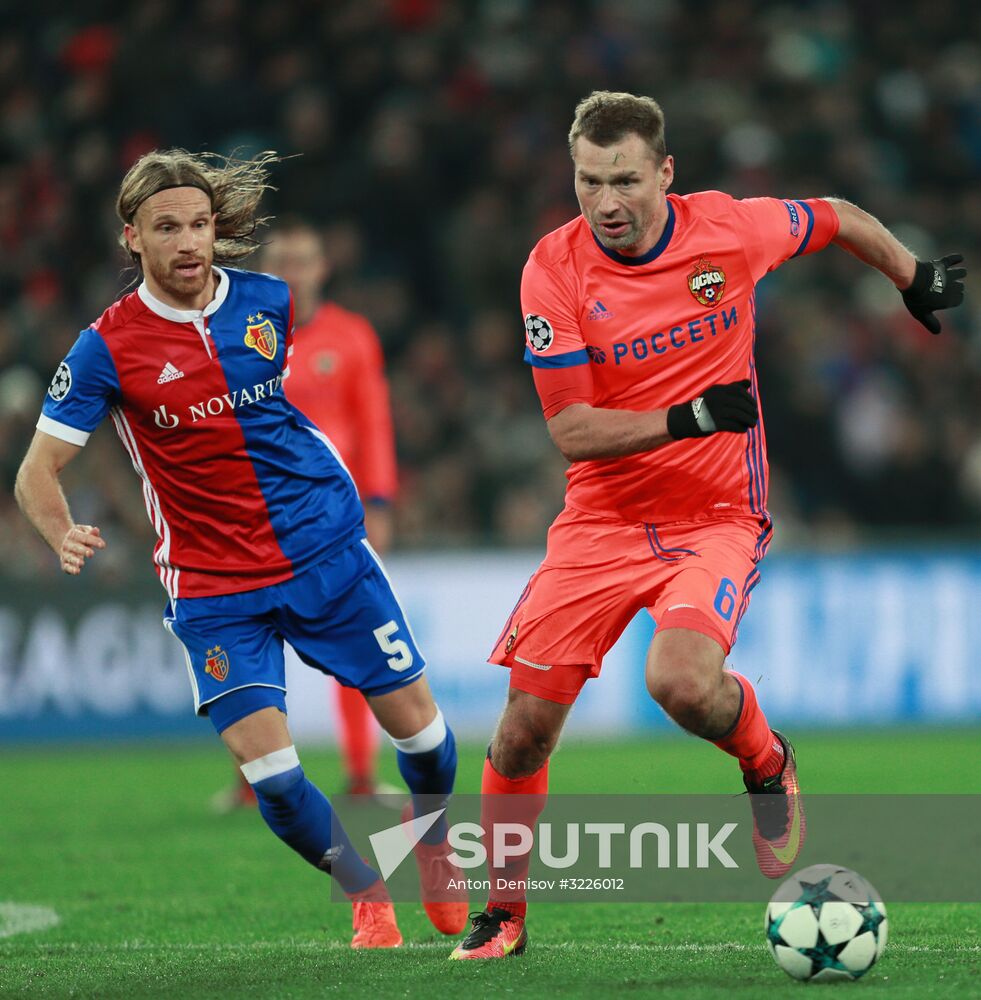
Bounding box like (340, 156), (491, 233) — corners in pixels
(244, 313), (277, 360)
(687, 257), (726, 307)
(47, 361), (72, 402)
(524, 314), (554, 353)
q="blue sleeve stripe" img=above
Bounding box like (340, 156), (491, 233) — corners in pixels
(791, 200), (815, 257)
(523, 347), (590, 368)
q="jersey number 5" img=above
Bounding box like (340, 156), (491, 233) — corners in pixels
(373, 620), (414, 672)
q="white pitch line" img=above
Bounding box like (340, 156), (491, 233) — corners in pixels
(0, 903), (60, 940)
(9, 939), (977, 955)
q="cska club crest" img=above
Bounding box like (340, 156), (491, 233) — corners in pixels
(687, 257), (726, 307)
(244, 313), (277, 360)
(204, 645), (230, 682)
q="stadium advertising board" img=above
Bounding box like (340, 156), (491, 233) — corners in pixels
(1, 550), (979, 742)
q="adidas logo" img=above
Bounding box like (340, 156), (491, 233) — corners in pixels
(157, 362), (185, 384)
(586, 300), (614, 320)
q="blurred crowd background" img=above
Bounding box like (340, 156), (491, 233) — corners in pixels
(1, 0), (979, 581)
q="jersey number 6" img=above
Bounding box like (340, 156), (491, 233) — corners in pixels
(713, 578), (738, 622)
(373, 620), (414, 672)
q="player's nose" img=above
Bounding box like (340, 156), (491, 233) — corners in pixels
(597, 186), (621, 215)
(177, 228), (197, 251)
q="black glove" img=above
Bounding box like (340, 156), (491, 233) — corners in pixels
(901, 254), (967, 335)
(667, 380), (759, 440)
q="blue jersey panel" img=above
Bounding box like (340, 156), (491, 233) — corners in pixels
(280, 538), (426, 696)
(208, 269), (365, 570)
(41, 327), (120, 434)
(164, 538), (425, 717)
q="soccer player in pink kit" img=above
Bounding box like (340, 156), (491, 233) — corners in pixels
(450, 91), (967, 959)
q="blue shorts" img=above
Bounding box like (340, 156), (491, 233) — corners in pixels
(163, 539), (425, 730)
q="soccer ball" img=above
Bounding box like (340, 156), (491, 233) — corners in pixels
(765, 864), (888, 982)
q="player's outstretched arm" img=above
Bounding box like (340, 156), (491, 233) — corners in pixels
(826, 198), (967, 334)
(14, 431), (106, 575)
(547, 381), (758, 462)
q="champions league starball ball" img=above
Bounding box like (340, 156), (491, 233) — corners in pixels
(765, 864), (888, 982)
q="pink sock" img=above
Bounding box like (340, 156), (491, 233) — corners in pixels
(481, 753), (549, 920)
(712, 672), (784, 779)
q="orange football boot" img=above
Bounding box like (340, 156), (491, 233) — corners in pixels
(449, 908), (527, 960)
(349, 883), (403, 949)
(743, 730), (806, 879)
(401, 805), (469, 935)
(412, 837), (469, 935)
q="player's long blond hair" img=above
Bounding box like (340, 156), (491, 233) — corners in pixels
(116, 148), (281, 268)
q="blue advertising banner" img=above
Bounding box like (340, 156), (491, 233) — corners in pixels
(1, 549), (979, 743)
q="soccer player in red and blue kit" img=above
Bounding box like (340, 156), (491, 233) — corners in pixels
(270, 220), (401, 796)
(213, 219), (401, 810)
(14, 149), (467, 949)
(450, 91), (967, 959)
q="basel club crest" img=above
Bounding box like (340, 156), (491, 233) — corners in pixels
(204, 645), (230, 682)
(244, 313), (277, 360)
(687, 257), (726, 307)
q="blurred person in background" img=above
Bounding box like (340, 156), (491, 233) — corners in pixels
(5, 3), (978, 554)
(213, 217), (401, 810)
(14, 148), (467, 948)
(450, 90), (967, 960)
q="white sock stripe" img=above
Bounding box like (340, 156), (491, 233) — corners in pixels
(240, 745), (301, 785)
(389, 708), (446, 754)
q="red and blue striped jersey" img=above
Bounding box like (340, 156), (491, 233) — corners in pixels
(38, 267), (364, 598)
(521, 191), (840, 523)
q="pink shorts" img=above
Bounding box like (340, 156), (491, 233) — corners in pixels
(489, 506), (772, 704)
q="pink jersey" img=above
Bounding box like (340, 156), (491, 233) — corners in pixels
(284, 302), (397, 505)
(521, 191), (839, 523)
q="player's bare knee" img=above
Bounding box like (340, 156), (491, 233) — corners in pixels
(646, 630), (725, 718)
(493, 714), (556, 777)
(493, 728), (545, 777)
(647, 666), (717, 729)
(220, 706), (292, 767)
(368, 675), (437, 740)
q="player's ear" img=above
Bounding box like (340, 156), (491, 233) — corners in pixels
(659, 155), (674, 192)
(124, 222), (141, 254)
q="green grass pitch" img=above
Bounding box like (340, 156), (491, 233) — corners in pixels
(1, 729), (978, 998)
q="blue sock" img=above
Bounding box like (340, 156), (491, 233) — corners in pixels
(393, 709), (457, 846)
(244, 746), (379, 895)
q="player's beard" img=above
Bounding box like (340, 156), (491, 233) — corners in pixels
(589, 207), (654, 253)
(144, 250), (214, 307)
